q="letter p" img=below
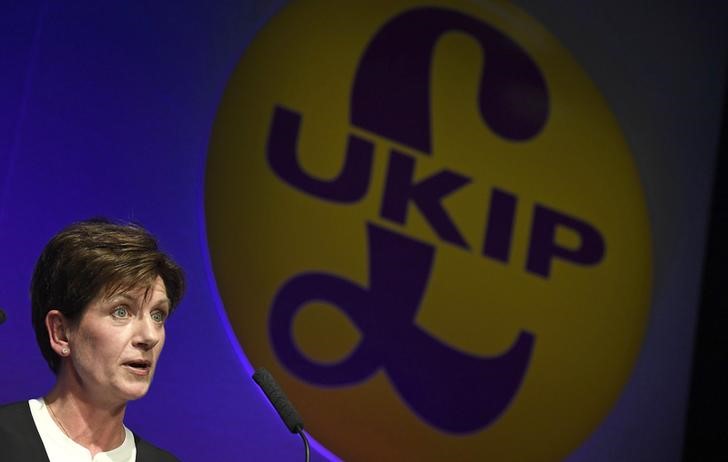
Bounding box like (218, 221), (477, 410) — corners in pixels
(526, 205), (605, 278)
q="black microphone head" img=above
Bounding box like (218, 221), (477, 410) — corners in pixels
(252, 367), (304, 434)
(0, 308), (5, 325)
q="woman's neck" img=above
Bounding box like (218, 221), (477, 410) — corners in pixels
(44, 380), (127, 457)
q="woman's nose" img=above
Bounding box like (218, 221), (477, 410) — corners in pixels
(132, 315), (161, 350)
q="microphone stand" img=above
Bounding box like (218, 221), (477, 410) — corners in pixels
(297, 427), (310, 462)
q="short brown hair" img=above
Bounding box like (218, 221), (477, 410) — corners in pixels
(31, 218), (185, 373)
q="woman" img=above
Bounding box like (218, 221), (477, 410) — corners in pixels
(0, 219), (185, 461)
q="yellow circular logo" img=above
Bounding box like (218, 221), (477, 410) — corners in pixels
(205, 0), (652, 460)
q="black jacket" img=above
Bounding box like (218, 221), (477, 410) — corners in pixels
(0, 401), (178, 461)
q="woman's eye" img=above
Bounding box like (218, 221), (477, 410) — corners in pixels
(112, 306), (129, 318)
(151, 310), (167, 323)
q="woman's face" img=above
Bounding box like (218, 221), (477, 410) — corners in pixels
(65, 276), (170, 405)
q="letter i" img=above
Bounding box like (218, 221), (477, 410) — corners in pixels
(482, 188), (517, 263)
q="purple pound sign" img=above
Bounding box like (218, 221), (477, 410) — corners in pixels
(269, 223), (534, 433)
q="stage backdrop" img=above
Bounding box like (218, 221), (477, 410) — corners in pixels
(0, 1), (725, 461)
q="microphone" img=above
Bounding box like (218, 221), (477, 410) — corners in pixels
(252, 367), (310, 462)
(0, 308), (5, 325)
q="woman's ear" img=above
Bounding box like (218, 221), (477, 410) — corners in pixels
(45, 310), (71, 357)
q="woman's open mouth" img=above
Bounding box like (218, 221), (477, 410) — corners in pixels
(122, 360), (152, 375)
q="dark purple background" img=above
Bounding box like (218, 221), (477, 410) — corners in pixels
(0, 1), (334, 460)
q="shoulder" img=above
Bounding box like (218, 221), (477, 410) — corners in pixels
(0, 400), (30, 415)
(134, 433), (180, 462)
(0, 400), (34, 429)
(0, 401), (49, 461)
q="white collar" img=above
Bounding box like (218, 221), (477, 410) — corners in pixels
(29, 398), (137, 462)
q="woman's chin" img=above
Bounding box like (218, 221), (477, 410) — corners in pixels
(116, 382), (152, 402)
